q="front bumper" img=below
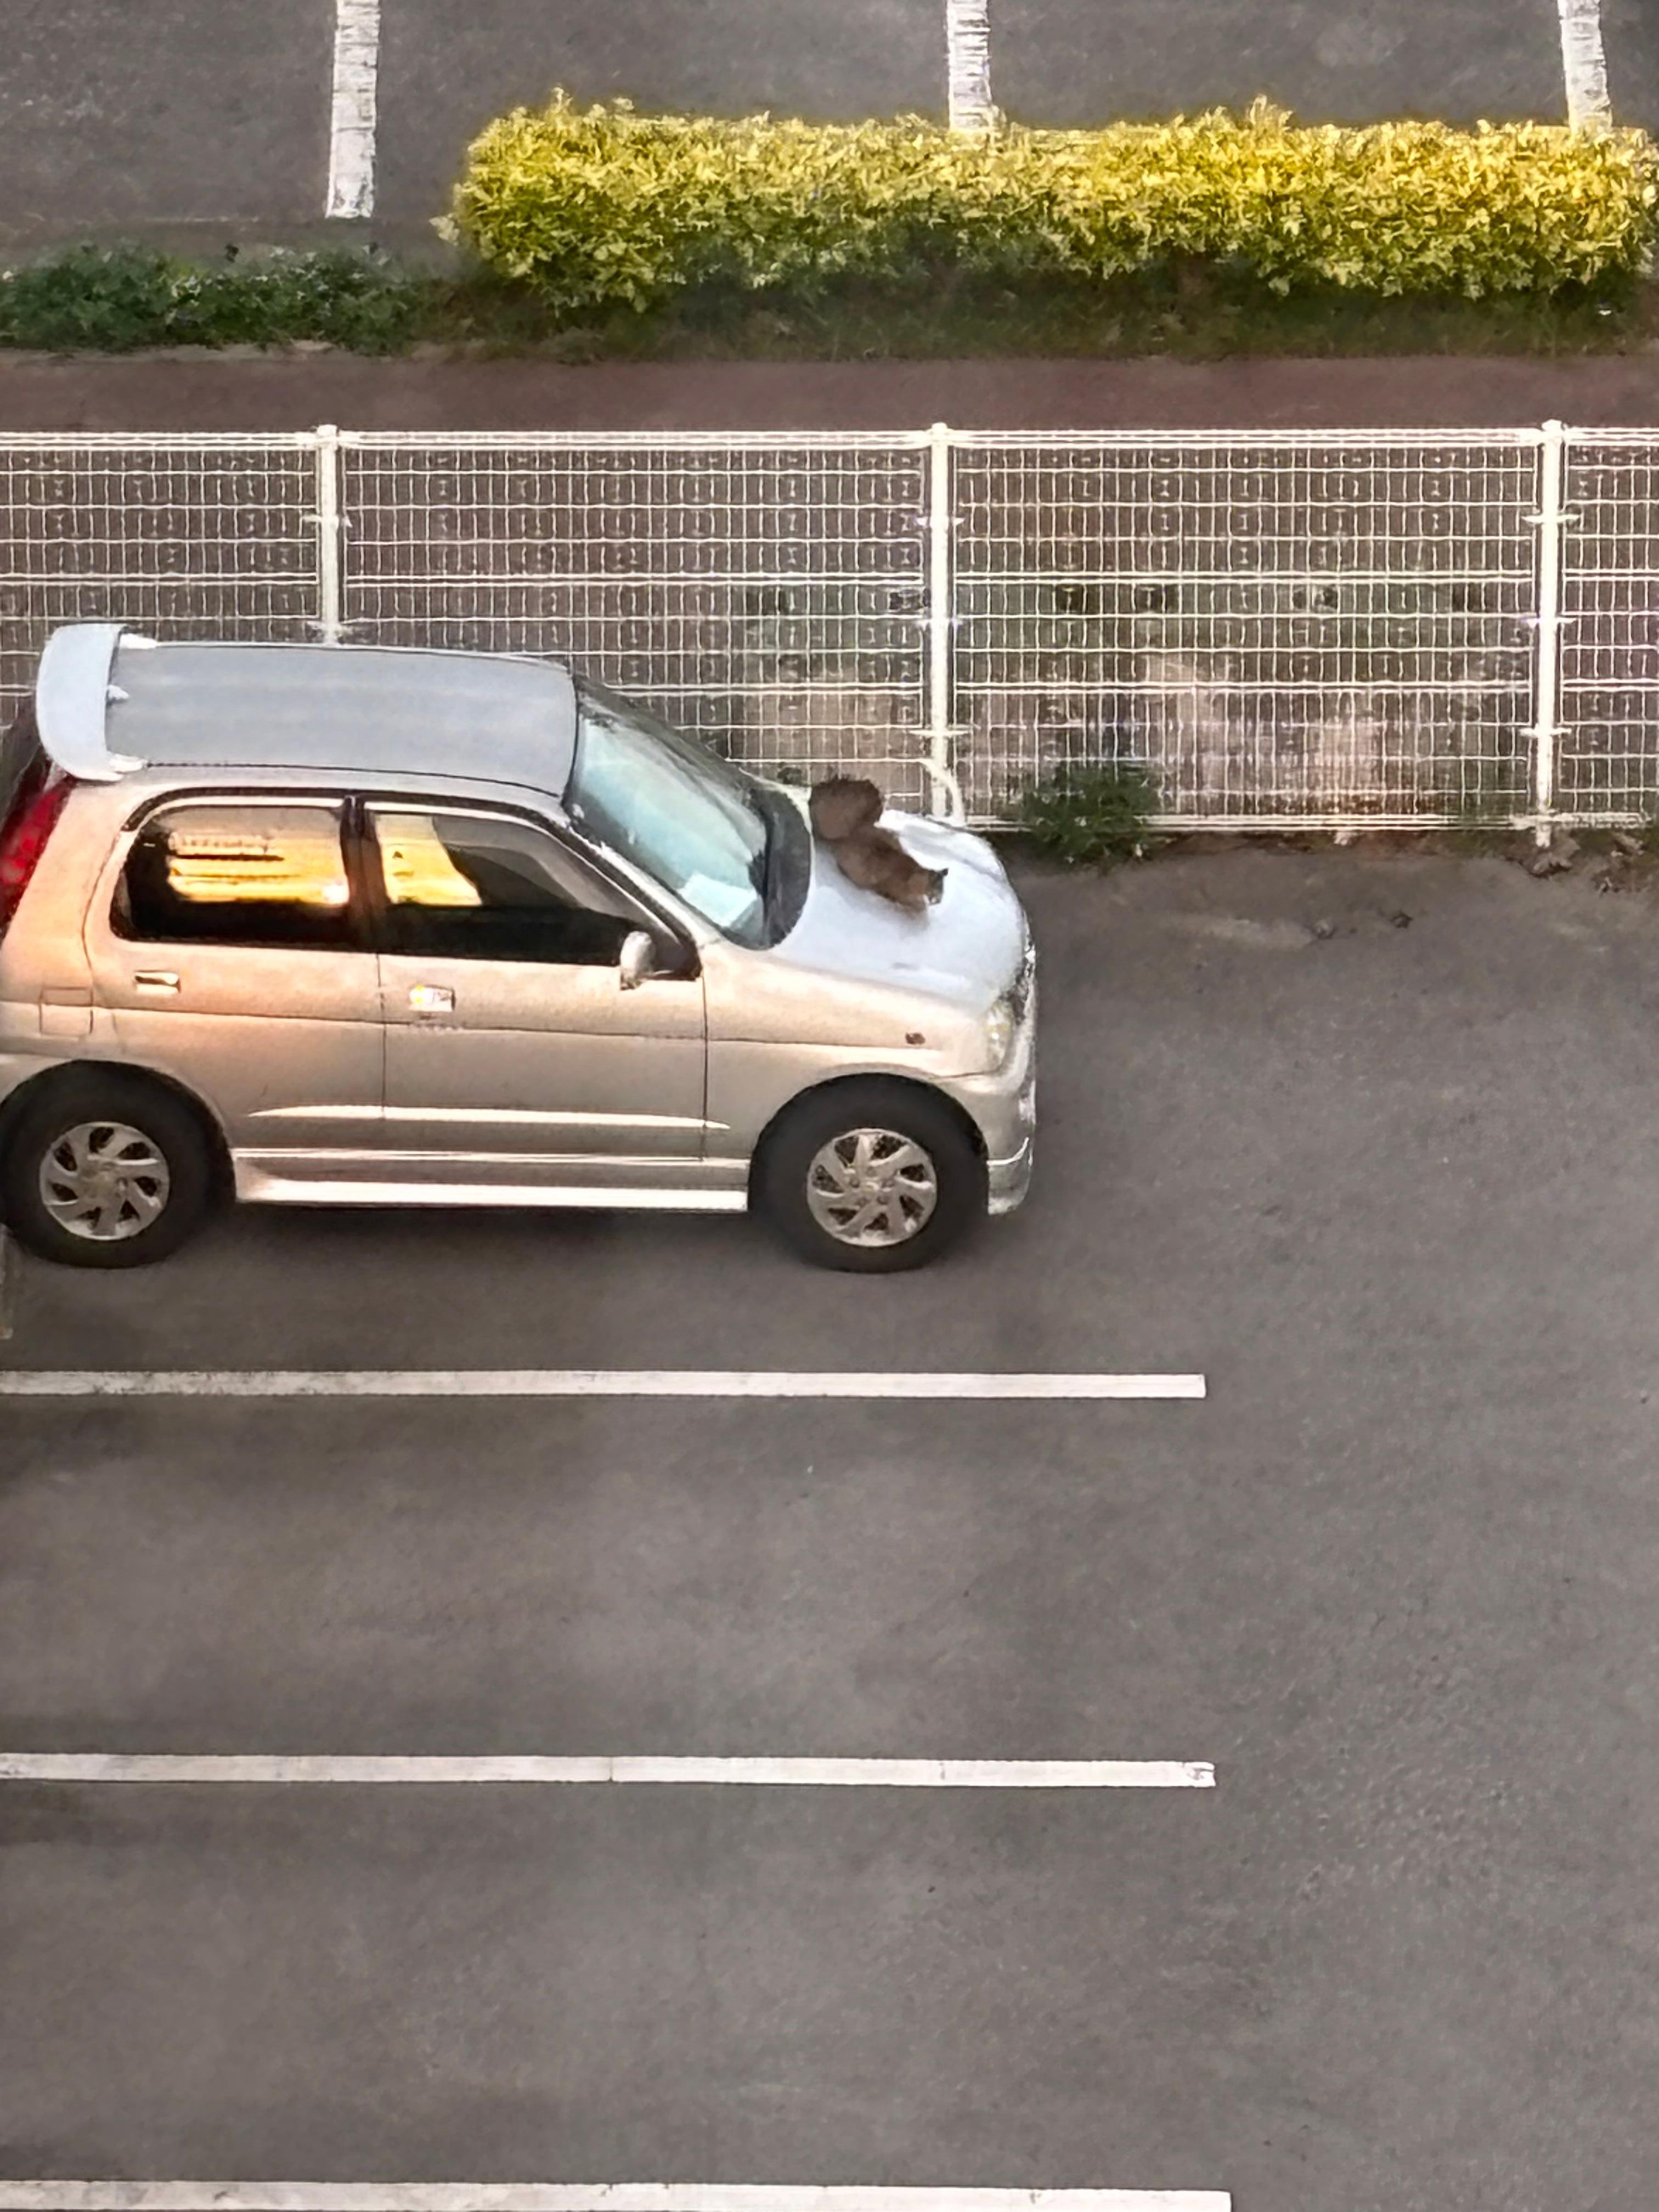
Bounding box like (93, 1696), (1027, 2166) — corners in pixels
(942, 953), (1037, 1218)
(986, 1101), (1035, 1215)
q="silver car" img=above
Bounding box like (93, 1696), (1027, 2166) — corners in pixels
(0, 624), (1035, 1272)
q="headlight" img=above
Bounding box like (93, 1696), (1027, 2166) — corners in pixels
(981, 995), (1016, 1069)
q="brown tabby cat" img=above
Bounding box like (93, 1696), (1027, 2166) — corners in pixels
(808, 776), (947, 917)
(808, 775), (884, 842)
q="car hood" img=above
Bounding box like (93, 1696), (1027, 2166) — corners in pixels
(769, 807), (1027, 1013)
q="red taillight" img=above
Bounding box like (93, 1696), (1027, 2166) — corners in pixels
(0, 770), (74, 937)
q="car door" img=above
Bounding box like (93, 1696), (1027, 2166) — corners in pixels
(83, 794), (385, 1167)
(365, 800), (708, 1184)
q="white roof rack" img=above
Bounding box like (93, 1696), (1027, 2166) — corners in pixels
(35, 622), (157, 782)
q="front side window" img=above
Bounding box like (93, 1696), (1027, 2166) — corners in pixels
(115, 802), (354, 949)
(369, 806), (641, 966)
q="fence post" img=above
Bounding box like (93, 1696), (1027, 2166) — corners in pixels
(314, 423), (345, 644)
(925, 422), (965, 822)
(1530, 418), (1568, 844)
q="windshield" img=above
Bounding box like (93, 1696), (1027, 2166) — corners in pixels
(567, 680), (773, 947)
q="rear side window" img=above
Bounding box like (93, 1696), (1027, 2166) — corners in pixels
(114, 802), (357, 951)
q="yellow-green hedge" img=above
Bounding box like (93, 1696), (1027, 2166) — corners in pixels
(447, 95), (1659, 313)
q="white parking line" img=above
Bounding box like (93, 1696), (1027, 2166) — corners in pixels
(326, 0), (381, 217)
(1558, 0), (1613, 128)
(0, 1754), (1214, 1788)
(0, 2188), (1231, 2212)
(946, 0), (995, 131)
(0, 1369), (1206, 1400)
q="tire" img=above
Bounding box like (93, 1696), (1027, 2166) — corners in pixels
(755, 1079), (986, 1273)
(1, 1073), (216, 1269)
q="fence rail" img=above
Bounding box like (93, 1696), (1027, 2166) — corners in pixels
(2, 421), (1656, 833)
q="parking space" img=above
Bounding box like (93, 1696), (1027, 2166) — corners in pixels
(8, 843), (1659, 1379)
(6, 849), (1659, 2207)
(375, 0), (1596, 232)
(991, 0), (1587, 131)
(0, 0), (336, 238)
(1, 2), (1652, 249)
(0, 1400), (1222, 1758)
(5, 1785), (1227, 2183)
(373, 0), (948, 239)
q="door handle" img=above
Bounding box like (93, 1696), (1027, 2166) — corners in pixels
(408, 984), (455, 1014)
(133, 970), (180, 994)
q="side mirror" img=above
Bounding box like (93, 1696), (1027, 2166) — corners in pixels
(617, 929), (659, 991)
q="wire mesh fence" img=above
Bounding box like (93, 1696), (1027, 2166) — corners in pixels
(0, 422), (1654, 832)
(339, 433), (936, 809)
(950, 431), (1542, 825)
(0, 435), (321, 715)
(1558, 432), (1659, 820)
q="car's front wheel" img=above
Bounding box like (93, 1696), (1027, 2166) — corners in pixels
(1, 1073), (216, 1268)
(755, 1080), (985, 1273)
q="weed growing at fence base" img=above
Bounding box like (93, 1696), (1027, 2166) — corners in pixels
(1014, 765), (1160, 867)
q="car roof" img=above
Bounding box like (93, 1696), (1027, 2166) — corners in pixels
(35, 627), (578, 795)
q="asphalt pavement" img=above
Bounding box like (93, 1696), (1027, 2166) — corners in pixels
(0, 0), (1653, 251)
(5, 844), (1659, 2208)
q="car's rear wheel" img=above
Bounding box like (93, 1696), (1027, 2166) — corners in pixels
(755, 1080), (985, 1273)
(1, 1074), (215, 1268)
